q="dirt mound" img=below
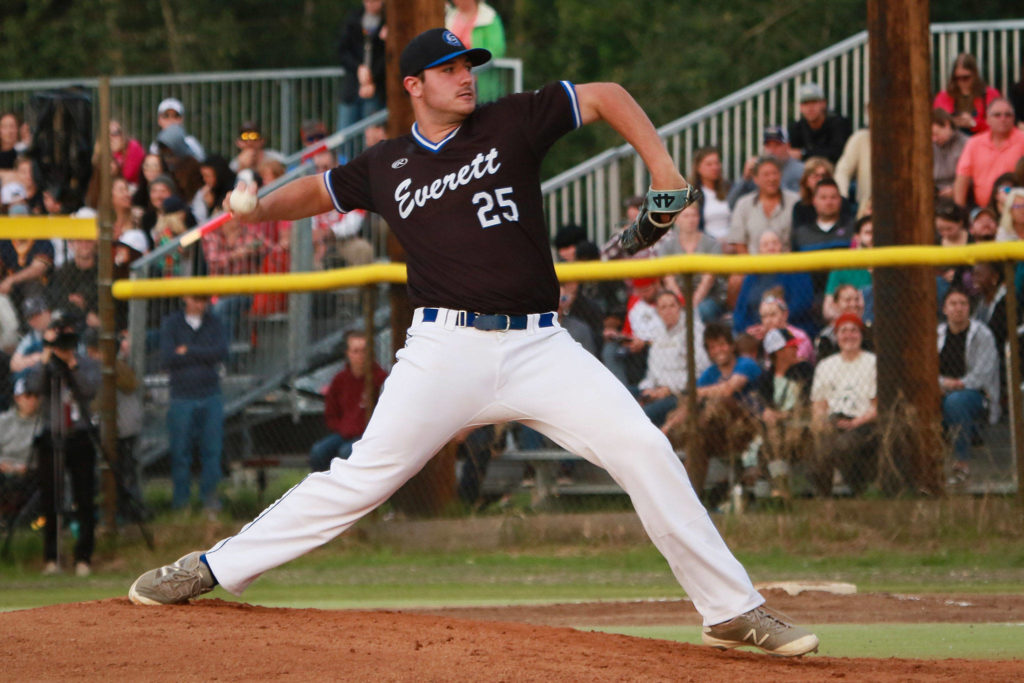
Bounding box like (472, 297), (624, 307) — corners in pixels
(3, 594), (1023, 681)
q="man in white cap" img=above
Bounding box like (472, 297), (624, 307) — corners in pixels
(150, 97), (206, 162)
(787, 82), (851, 164)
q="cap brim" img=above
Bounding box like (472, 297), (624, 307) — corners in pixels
(421, 47), (492, 73)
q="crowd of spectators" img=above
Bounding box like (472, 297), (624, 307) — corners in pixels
(542, 54), (1024, 506)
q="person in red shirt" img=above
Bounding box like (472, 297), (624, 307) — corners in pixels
(309, 331), (387, 472)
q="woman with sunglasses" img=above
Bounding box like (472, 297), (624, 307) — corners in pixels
(933, 53), (1002, 136)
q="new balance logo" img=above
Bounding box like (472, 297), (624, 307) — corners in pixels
(744, 629), (771, 646)
(651, 193), (675, 209)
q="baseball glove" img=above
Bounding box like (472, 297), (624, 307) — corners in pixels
(619, 185), (702, 255)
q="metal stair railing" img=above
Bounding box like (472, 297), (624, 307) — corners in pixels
(541, 18), (1024, 245)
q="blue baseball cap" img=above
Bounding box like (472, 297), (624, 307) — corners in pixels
(400, 29), (491, 78)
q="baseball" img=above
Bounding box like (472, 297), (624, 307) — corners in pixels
(229, 183), (257, 214)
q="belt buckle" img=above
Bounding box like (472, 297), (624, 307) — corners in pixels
(456, 310), (468, 327)
(501, 315), (511, 332)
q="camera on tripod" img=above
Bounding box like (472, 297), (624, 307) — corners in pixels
(43, 308), (82, 352)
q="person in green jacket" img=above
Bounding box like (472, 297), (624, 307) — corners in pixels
(446, 0), (507, 102)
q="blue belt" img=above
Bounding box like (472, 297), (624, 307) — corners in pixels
(422, 308), (555, 331)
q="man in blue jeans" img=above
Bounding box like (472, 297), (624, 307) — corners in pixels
(160, 295), (228, 511)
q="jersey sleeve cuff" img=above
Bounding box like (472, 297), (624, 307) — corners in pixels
(560, 81), (582, 130)
(322, 169), (347, 213)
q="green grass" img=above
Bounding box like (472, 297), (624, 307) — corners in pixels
(594, 623), (1024, 660)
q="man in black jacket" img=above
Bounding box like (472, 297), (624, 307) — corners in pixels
(787, 83), (852, 165)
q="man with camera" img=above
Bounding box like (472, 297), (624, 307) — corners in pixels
(26, 309), (100, 576)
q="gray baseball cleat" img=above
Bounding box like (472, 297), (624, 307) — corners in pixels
(129, 551), (216, 605)
(702, 605), (819, 657)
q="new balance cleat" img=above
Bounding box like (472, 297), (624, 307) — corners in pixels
(129, 551), (215, 605)
(702, 606), (819, 657)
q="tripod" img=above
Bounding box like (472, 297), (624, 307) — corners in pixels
(16, 356), (154, 565)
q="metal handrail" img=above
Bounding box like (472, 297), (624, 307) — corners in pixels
(541, 19), (1024, 241)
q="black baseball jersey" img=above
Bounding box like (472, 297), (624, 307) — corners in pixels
(325, 81), (583, 315)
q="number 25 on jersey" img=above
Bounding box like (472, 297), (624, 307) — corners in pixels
(473, 187), (519, 228)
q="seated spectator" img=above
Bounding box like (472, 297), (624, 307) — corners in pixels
(932, 108), (968, 198)
(996, 187), (1024, 242)
(637, 289), (711, 427)
(203, 216), (263, 334)
(603, 277), (661, 387)
(109, 119), (145, 185)
(153, 196), (204, 278)
(0, 111), (19, 174)
(12, 156), (45, 214)
(939, 287), (1000, 485)
(933, 53), (1002, 136)
(231, 121), (283, 176)
(156, 124), (204, 202)
(791, 158), (856, 227)
(251, 222), (292, 317)
(140, 173), (178, 237)
(0, 377), (39, 483)
(48, 238), (100, 328)
(732, 231), (816, 343)
(727, 127), (803, 207)
(971, 262), (1008, 391)
(309, 331), (386, 472)
(111, 176), (137, 240)
(1, 179), (27, 214)
(149, 98), (205, 161)
(191, 154), (235, 224)
(834, 123), (871, 206)
(809, 313), (878, 496)
(131, 153), (168, 214)
(754, 292), (815, 362)
(787, 83), (852, 165)
(968, 206), (998, 242)
(553, 223), (587, 262)
(689, 146), (732, 244)
(953, 98), (1024, 209)
(935, 198), (973, 302)
(815, 284), (875, 359)
(557, 281), (602, 356)
(663, 322), (761, 503)
(727, 156), (800, 255)
(0, 283), (19, 354)
(656, 203), (727, 323)
(823, 214), (874, 320)
(9, 296), (49, 381)
(989, 172), (1018, 217)
(792, 177), (856, 298)
(0, 233), (54, 311)
(600, 195), (645, 260)
(750, 328), (815, 498)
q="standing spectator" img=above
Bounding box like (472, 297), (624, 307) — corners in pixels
(150, 98), (205, 161)
(727, 127), (803, 206)
(26, 310), (100, 576)
(309, 331), (386, 472)
(938, 287), (999, 485)
(48, 239), (100, 328)
(834, 123), (871, 207)
(337, 0), (387, 130)
(787, 83), (852, 165)
(953, 98), (1024, 209)
(933, 53), (1002, 136)
(657, 203), (727, 323)
(809, 313), (877, 497)
(689, 146), (732, 244)
(108, 119), (146, 184)
(727, 156), (799, 254)
(637, 289), (711, 428)
(446, 0), (506, 103)
(932, 109), (968, 198)
(159, 295), (228, 513)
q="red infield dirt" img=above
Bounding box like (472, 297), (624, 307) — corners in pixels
(3, 590), (1023, 681)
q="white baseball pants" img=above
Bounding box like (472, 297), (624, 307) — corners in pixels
(205, 307), (763, 625)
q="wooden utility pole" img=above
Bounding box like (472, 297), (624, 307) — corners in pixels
(96, 77), (120, 529)
(867, 1), (942, 493)
(385, 1), (454, 515)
